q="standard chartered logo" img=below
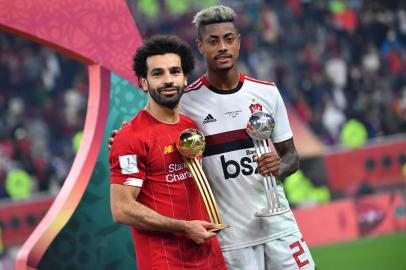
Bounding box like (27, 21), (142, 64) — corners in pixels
(166, 162), (192, 183)
(221, 150), (259, 180)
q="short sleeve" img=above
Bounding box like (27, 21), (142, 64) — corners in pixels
(272, 87), (293, 143)
(109, 129), (146, 187)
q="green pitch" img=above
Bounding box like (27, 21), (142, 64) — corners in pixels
(310, 231), (406, 270)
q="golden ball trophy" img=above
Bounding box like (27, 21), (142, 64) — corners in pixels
(177, 128), (229, 232)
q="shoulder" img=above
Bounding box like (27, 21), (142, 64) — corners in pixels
(113, 112), (148, 149)
(184, 76), (206, 93)
(179, 113), (197, 128)
(243, 74), (276, 87)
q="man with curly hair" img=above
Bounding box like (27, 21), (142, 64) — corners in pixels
(109, 35), (226, 270)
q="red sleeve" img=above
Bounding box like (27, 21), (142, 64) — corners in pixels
(109, 126), (146, 187)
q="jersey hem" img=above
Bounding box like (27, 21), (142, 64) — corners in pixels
(220, 228), (299, 251)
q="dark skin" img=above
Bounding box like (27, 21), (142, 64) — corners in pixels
(197, 22), (300, 180)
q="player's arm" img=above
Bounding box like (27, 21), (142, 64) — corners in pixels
(110, 184), (218, 244)
(273, 138), (299, 179)
(256, 86), (299, 179)
(255, 139), (299, 179)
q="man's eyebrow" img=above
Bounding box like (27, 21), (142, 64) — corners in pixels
(208, 32), (235, 38)
(150, 68), (163, 73)
(150, 66), (182, 73)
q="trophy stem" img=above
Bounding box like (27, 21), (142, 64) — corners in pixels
(184, 158), (228, 231)
(253, 139), (287, 217)
(262, 142), (281, 209)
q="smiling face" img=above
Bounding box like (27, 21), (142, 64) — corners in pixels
(140, 53), (187, 109)
(197, 22), (240, 73)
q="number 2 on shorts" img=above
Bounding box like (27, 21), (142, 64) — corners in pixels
(289, 238), (310, 268)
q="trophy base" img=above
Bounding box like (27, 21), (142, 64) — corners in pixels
(255, 207), (289, 217)
(208, 224), (230, 233)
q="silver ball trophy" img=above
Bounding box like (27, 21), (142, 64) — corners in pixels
(246, 111), (289, 217)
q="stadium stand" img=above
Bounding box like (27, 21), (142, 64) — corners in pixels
(0, 31), (88, 200)
(133, 0), (406, 145)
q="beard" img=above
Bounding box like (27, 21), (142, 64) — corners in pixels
(148, 84), (184, 109)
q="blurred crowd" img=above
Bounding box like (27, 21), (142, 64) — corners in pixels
(0, 31), (87, 200)
(134, 0), (406, 145)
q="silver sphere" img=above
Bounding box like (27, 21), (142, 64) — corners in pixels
(246, 111), (275, 140)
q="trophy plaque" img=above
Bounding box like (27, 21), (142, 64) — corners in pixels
(246, 111), (289, 217)
(176, 128), (229, 232)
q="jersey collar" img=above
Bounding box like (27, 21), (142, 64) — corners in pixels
(201, 73), (245, 95)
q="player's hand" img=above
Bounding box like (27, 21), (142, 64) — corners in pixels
(183, 220), (217, 244)
(107, 121), (128, 150)
(108, 130), (118, 150)
(254, 152), (280, 176)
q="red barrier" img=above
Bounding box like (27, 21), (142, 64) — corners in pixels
(325, 140), (406, 193)
(1, 193), (405, 249)
(0, 197), (53, 248)
(294, 200), (358, 246)
(293, 192), (406, 247)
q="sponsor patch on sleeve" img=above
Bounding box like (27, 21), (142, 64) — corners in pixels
(119, 155), (139, 174)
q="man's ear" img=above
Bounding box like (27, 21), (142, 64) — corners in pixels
(140, 77), (148, 92)
(197, 39), (203, 55)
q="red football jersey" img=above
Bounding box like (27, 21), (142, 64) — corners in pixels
(109, 110), (225, 270)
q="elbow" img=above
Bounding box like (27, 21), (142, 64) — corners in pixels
(111, 213), (122, 224)
(111, 205), (126, 224)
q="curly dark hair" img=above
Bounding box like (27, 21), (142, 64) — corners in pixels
(133, 35), (195, 83)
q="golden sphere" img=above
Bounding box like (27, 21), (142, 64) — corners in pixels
(176, 128), (206, 158)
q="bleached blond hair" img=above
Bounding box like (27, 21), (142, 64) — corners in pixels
(193, 5), (237, 40)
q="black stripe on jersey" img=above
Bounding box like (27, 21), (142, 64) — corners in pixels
(203, 129), (254, 156)
(203, 138), (254, 156)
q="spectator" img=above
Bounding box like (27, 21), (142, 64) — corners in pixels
(130, 1), (406, 145)
(0, 31), (87, 199)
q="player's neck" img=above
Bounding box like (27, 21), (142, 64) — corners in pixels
(206, 68), (240, 91)
(145, 102), (179, 124)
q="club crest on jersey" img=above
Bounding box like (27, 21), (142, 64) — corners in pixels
(249, 101), (263, 113)
(163, 145), (175, 154)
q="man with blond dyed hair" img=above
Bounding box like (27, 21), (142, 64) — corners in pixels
(179, 5), (316, 270)
(109, 5), (316, 270)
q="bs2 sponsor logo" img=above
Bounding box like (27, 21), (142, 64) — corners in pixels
(220, 152), (259, 180)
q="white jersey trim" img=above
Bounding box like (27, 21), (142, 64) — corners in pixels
(123, 177), (143, 187)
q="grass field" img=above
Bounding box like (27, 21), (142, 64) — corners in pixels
(310, 231), (406, 270)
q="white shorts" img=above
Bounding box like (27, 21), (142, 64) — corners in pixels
(222, 232), (316, 270)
